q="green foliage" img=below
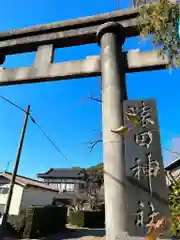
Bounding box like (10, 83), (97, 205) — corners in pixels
(86, 163), (104, 186)
(23, 205), (67, 238)
(80, 165), (104, 210)
(138, 0), (180, 68)
(68, 210), (105, 228)
(169, 180), (180, 236)
(68, 210), (85, 227)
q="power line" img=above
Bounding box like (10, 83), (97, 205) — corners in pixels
(29, 116), (69, 161)
(1, 94), (180, 160)
(0, 96), (25, 113)
(0, 95), (69, 161)
(163, 147), (180, 158)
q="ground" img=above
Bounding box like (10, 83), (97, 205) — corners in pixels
(4, 226), (105, 240)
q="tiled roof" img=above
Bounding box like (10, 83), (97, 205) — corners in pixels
(0, 172), (58, 192)
(165, 158), (180, 171)
(37, 167), (84, 179)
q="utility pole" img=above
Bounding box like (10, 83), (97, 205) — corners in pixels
(0, 105), (30, 240)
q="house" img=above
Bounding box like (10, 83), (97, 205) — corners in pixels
(0, 171), (58, 215)
(37, 167), (85, 192)
(165, 157), (180, 186)
(37, 167), (87, 205)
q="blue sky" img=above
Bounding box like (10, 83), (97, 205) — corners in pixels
(0, 0), (179, 179)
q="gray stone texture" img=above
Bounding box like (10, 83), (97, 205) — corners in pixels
(0, 51), (168, 86)
(98, 22), (127, 240)
(123, 99), (171, 237)
(0, 8), (139, 55)
(0, 21), (137, 55)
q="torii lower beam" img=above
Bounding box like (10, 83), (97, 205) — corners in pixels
(0, 49), (168, 86)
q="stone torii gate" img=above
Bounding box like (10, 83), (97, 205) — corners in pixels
(0, 7), (170, 240)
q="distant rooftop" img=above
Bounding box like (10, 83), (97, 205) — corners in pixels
(165, 158), (180, 171)
(0, 171), (58, 192)
(37, 167), (84, 179)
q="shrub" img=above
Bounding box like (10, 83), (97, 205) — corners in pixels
(69, 210), (84, 227)
(69, 210), (105, 228)
(23, 205), (67, 238)
(7, 214), (25, 237)
(169, 180), (180, 237)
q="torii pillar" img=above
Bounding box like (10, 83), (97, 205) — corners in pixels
(97, 22), (128, 240)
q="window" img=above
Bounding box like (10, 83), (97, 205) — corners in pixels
(0, 188), (9, 194)
(66, 184), (74, 192)
(62, 183), (66, 191)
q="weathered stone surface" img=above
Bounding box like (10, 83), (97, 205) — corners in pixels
(0, 51), (168, 86)
(0, 57), (100, 86)
(0, 19), (137, 55)
(0, 8), (138, 38)
(123, 99), (170, 237)
(126, 50), (168, 73)
(31, 44), (54, 77)
(33, 44), (54, 67)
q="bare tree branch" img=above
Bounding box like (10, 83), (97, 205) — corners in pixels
(88, 139), (102, 152)
(77, 94), (102, 152)
(73, 94), (102, 107)
(82, 139), (102, 152)
(89, 95), (102, 103)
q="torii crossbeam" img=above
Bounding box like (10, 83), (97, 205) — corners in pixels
(0, 7), (168, 86)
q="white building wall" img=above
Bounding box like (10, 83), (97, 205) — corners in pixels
(46, 179), (85, 192)
(0, 183), (23, 215)
(20, 187), (58, 213)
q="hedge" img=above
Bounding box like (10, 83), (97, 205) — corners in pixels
(69, 210), (105, 228)
(23, 205), (67, 238)
(7, 205), (67, 238)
